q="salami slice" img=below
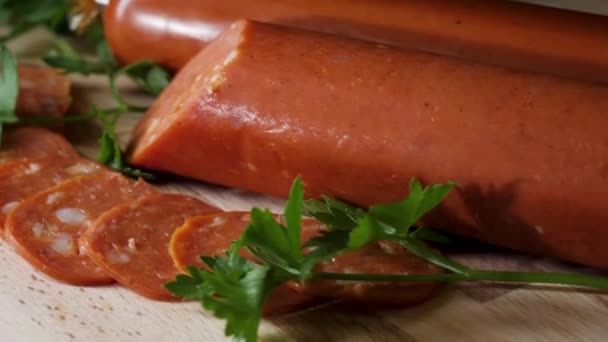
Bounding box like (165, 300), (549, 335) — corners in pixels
(0, 157), (101, 228)
(302, 241), (445, 307)
(16, 64), (71, 118)
(4, 171), (156, 285)
(81, 193), (218, 300)
(0, 126), (78, 164)
(169, 212), (324, 315)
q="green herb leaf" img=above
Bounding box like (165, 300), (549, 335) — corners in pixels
(166, 241), (283, 342)
(282, 177), (304, 258)
(0, 45), (19, 115)
(95, 107), (155, 180)
(97, 129), (155, 180)
(43, 39), (107, 75)
(0, 45), (19, 145)
(243, 208), (302, 277)
(367, 179), (455, 237)
(303, 196), (363, 231)
(300, 229), (350, 278)
(122, 61), (170, 96)
(409, 226), (460, 245)
(398, 238), (469, 274)
(0, 0), (70, 42)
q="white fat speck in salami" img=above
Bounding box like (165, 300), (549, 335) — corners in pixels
(5, 171), (156, 285)
(24, 163), (40, 175)
(0, 156), (101, 229)
(55, 208), (88, 225)
(31, 223), (46, 239)
(81, 193), (218, 300)
(50, 233), (73, 256)
(2, 201), (19, 214)
(46, 192), (63, 205)
(64, 162), (99, 175)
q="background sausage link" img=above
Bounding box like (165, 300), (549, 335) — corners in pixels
(104, 0), (608, 83)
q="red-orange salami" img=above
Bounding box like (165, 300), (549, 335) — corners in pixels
(302, 241), (445, 307)
(0, 157), (101, 228)
(169, 212), (324, 315)
(16, 64), (71, 118)
(81, 193), (218, 300)
(0, 126), (78, 164)
(5, 171), (155, 285)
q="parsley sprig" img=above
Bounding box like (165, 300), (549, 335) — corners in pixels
(167, 177), (608, 342)
(0, 45), (19, 143)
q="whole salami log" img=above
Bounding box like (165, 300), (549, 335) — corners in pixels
(0, 126), (79, 164)
(129, 21), (608, 268)
(0, 157), (101, 227)
(170, 212), (322, 315)
(81, 193), (218, 300)
(5, 172), (155, 285)
(104, 0), (608, 83)
(16, 64), (71, 118)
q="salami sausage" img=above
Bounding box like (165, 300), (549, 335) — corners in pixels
(0, 157), (101, 228)
(16, 64), (71, 118)
(169, 212), (325, 315)
(301, 241), (445, 306)
(129, 21), (608, 268)
(4, 171), (155, 285)
(104, 0), (608, 83)
(0, 126), (79, 164)
(81, 193), (218, 300)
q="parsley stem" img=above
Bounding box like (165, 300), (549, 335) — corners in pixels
(313, 270), (608, 289)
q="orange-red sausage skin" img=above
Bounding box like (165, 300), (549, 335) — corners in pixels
(129, 21), (608, 268)
(104, 0), (608, 82)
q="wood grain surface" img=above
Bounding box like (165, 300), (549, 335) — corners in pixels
(2, 28), (608, 342)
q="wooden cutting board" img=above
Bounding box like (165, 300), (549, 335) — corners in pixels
(2, 29), (608, 342)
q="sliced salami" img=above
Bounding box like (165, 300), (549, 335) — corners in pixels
(81, 193), (218, 300)
(16, 64), (71, 118)
(302, 241), (445, 307)
(0, 157), (101, 228)
(4, 171), (156, 285)
(0, 126), (78, 164)
(169, 212), (324, 315)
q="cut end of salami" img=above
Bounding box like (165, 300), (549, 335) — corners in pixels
(4, 171), (156, 285)
(81, 193), (218, 300)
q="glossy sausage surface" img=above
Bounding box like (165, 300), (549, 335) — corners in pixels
(129, 20), (608, 268)
(104, 0), (608, 83)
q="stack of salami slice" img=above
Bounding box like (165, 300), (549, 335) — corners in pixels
(0, 127), (443, 314)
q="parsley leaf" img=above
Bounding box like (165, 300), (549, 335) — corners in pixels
(118, 61), (170, 96)
(243, 208), (302, 277)
(96, 108), (155, 180)
(0, 45), (19, 145)
(302, 196), (363, 231)
(43, 38), (107, 75)
(166, 240), (283, 342)
(367, 179), (455, 237)
(0, 0), (70, 42)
